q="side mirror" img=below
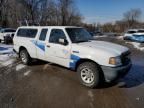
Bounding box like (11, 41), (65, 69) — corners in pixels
(58, 38), (68, 45)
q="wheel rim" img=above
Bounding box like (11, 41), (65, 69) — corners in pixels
(20, 52), (27, 63)
(81, 68), (94, 84)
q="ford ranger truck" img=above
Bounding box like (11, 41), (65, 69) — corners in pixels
(13, 26), (132, 88)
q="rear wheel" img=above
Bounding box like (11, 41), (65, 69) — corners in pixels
(77, 62), (100, 88)
(20, 49), (31, 65)
(4, 39), (9, 44)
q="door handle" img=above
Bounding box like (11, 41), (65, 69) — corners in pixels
(46, 45), (50, 48)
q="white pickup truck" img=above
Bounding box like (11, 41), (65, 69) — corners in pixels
(13, 26), (132, 88)
(0, 28), (16, 41)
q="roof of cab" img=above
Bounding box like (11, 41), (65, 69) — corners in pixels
(128, 29), (139, 31)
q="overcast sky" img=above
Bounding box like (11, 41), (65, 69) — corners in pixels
(76, 0), (144, 24)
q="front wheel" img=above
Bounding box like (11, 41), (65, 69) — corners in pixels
(77, 62), (100, 88)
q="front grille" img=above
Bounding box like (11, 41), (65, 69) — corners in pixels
(121, 51), (131, 65)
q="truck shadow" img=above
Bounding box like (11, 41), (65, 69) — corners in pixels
(29, 60), (48, 66)
(29, 60), (144, 89)
(118, 64), (144, 88)
(29, 60), (76, 73)
(96, 64), (144, 89)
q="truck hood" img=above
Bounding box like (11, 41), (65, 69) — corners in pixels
(77, 41), (129, 56)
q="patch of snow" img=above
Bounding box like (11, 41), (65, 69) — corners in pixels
(0, 59), (15, 66)
(0, 44), (13, 54)
(0, 55), (10, 61)
(0, 53), (17, 67)
(0, 45), (16, 69)
(8, 52), (17, 58)
(125, 42), (144, 51)
(116, 36), (123, 40)
(0, 44), (13, 48)
(0, 48), (13, 54)
(0, 44), (17, 67)
(43, 63), (52, 70)
(24, 70), (31, 76)
(16, 64), (26, 71)
(93, 35), (108, 38)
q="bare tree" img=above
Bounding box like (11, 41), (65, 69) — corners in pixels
(123, 8), (142, 28)
(39, 0), (60, 25)
(0, 0), (9, 26)
(102, 23), (115, 33)
(16, 0), (41, 25)
(58, 0), (82, 26)
(0, 0), (82, 27)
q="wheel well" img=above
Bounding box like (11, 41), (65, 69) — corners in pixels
(75, 59), (105, 82)
(75, 59), (99, 71)
(19, 46), (27, 57)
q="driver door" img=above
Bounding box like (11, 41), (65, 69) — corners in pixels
(45, 29), (71, 67)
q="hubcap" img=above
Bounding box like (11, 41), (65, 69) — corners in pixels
(81, 68), (94, 84)
(20, 52), (27, 63)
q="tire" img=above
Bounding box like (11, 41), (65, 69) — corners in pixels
(77, 62), (100, 88)
(4, 40), (8, 44)
(19, 49), (32, 65)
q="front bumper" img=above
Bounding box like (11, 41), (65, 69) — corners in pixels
(101, 61), (132, 82)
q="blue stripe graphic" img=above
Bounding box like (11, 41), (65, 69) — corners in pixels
(31, 40), (45, 51)
(70, 54), (80, 70)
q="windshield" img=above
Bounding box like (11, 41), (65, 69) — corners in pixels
(137, 30), (144, 33)
(0, 29), (16, 33)
(66, 28), (92, 43)
(127, 31), (137, 34)
(0, 29), (3, 33)
(4, 29), (16, 33)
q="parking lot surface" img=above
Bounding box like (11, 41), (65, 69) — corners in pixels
(0, 37), (144, 108)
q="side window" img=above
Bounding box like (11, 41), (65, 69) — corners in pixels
(17, 29), (38, 38)
(0, 30), (4, 33)
(39, 29), (48, 41)
(49, 29), (66, 44)
(5, 29), (16, 33)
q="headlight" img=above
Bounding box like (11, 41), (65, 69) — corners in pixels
(109, 56), (122, 65)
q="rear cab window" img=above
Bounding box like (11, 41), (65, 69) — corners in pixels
(17, 28), (38, 38)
